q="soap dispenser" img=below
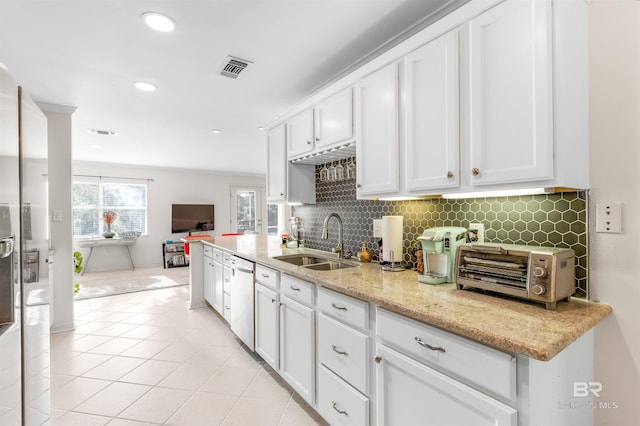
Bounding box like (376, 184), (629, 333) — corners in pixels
(358, 242), (372, 263)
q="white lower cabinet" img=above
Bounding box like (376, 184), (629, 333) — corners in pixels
(212, 250), (223, 314)
(255, 283), (279, 369)
(203, 251), (214, 306)
(318, 364), (369, 426)
(375, 343), (517, 426)
(279, 294), (315, 404)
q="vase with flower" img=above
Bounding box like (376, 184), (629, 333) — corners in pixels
(103, 210), (116, 238)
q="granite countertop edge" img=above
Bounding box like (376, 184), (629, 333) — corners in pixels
(191, 236), (612, 361)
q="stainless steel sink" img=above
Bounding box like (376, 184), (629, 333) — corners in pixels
(302, 261), (354, 271)
(272, 254), (330, 266)
(272, 254), (356, 271)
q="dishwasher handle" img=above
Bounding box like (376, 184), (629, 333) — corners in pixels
(234, 266), (254, 274)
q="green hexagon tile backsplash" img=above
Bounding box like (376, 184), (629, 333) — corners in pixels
(292, 159), (588, 298)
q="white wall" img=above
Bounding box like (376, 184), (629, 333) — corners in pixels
(72, 161), (265, 272)
(589, 1), (640, 424)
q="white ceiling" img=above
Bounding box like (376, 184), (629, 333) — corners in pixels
(0, 0), (466, 175)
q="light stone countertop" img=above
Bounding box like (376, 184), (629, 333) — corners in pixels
(188, 234), (612, 361)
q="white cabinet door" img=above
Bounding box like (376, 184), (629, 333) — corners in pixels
(405, 29), (460, 192)
(467, 0), (553, 186)
(355, 62), (400, 198)
(203, 256), (214, 305)
(315, 88), (353, 149)
(255, 283), (279, 370)
(280, 295), (315, 404)
(287, 109), (314, 159)
(266, 124), (287, 202)
(213, 260), (223, 314)
(376, 344), (517, 426)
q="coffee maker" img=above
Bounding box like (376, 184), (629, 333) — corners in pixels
(417, 226), (468, 284)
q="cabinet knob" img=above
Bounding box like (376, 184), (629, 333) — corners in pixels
(271, 298), (276, 303)
(472, 168), (480, 176)
(280, 193), (284, 197)
(356, 183), (362, 189)
(374, 355), (382, 364)
(307, 140), (312, 145)
(315, 137), (320, 142)
(447, 171), (454, 179)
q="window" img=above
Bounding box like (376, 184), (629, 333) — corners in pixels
(72, 181), (147, 237)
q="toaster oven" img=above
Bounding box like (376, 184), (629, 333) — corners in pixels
(454, 243), (575, 309)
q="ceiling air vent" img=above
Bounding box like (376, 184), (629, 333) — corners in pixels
(220, 56), (252, 79)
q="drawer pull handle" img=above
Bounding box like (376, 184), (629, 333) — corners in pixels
(290, 285), (301, 291)
(261, 273), (270, 278)
(224, 279), (231, 283)
(331, 401), (348, 416)
(331, 303), (347, 311)
(271, 298), (276, 303)
(331, 345), (348, 356)
(414, 337), (446, 353)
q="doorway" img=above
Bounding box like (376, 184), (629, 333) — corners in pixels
(230, 186), (265, 234)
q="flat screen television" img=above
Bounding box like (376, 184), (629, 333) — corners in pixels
(171, 204), (215, 234)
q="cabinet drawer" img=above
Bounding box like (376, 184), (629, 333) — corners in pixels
(376, 308), (516, 400)
(255, 264), (279, 290)
(223, 252), (231, 266)
(281, 275), (314, 306)
(318, 364), (369, 426)
(318, 287), (368, 330)
(318, 313), (369, 394)
(203, 244), (213, 258)
(213, 248), (223, 263)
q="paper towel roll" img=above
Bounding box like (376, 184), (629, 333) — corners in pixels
(382, 215), (403, 263)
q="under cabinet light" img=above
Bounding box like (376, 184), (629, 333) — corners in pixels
(442, 188), (553, 199)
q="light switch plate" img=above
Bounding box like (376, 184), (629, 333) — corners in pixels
(596, 203), (622, 233)
(52, 210), (62, 222)
(373, 219), (383, 238)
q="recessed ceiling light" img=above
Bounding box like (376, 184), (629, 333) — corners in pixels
(142, 12), (176, 32)
(134, 81), (157, 92)
(258, 126), (264, 131)
(87, 128), (118, 136)
(90, 144), (103, 150)
(211, 129), (222, 134)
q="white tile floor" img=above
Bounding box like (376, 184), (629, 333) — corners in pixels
(51, 285), (327, 425)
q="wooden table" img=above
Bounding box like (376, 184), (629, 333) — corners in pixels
(76, 237), (136, 275)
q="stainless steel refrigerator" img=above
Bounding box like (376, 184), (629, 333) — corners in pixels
(0, 64), (50, 425)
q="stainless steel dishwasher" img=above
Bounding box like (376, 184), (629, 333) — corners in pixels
(229, 255), (255, 351)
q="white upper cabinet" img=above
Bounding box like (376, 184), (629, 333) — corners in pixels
(267, 123), (315, 204)
(287, 109), (315, 159)
(266, 124), (287, 202)
(355, 62), (400, 198)
(404, 29), (460, 192)
(314, 88), (354, 150)
(466, 0), (553, 186)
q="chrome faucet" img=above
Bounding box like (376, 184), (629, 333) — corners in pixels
(322, 213), (344, 259)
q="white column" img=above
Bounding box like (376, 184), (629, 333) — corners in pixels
(41, 104), (76, 333)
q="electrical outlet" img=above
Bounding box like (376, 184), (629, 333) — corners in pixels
(596, 203), (622, 233)
(373, 219), (383, 238)
(468, 223), (485, 243)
